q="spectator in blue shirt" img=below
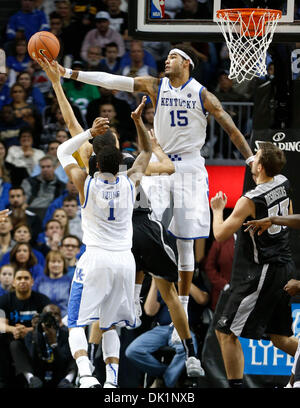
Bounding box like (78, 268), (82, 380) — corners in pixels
(42, 179), (79, 228)
(6, 0), (50, 43)
(7, 39), (31, 86)
(9, 242), (44, 281)
(17, 71), (46, 115)
(0, 73), (12, 111)
(0, 223), (45, 269)
(33, 250), (72, 319)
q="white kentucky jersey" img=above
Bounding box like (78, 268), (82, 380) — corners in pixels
(154, 77), (208, 155)
(81, 172), (135, 251)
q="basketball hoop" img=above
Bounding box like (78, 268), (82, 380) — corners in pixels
(216, 8), (282, 83)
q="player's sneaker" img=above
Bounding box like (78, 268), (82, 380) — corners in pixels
(103, 382), (119, 388)
(79, 375), (101, 388)
(186, 356), (205, 377)
(127, 299), (142, 330)
(28, 376), (43, 388)
(170, 324), (181, 344)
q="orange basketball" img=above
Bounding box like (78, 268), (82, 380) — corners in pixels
(27, 31), (60, 62)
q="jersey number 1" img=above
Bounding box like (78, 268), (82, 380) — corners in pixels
(108, 200), (115, 221)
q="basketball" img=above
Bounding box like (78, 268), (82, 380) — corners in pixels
(27, 31), (60, 62)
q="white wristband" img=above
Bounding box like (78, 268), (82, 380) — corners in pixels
(63, 68), (73, 79)
(245, 155), (255, 166)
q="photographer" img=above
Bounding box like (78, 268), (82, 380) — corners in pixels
(0, 268), (51, 387)
(21, 304), (76, 388)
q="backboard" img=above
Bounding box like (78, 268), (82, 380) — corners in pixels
(129, 0), (300, 42)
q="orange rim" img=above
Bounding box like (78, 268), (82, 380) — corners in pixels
(216, 8), (282, 22)
(216, 8), (282, 37)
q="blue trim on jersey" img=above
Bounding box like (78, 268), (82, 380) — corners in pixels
(81, 176), (92, 209)
(168, 77), (192, 91)
(155, 78), (163, 115)
(67, 281), (84, 327)
(100, 318), (136, 330)
(167, 230), (209, 240)
(180, 77), (193, 90)
(199, 86), (206, 115)
(99, 176), (119, 185)
(126, 175), (134, 204)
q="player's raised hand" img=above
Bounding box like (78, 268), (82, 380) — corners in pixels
(90, 117), (110, 137)
(37, 57), (61, 84)
(148, 129), (160, 149)
(210, 191), (227, 211)
(131, 95), (147, 121)
(243, 217), (272, 235)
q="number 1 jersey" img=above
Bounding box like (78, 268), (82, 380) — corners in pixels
(81, 173), (135, 251)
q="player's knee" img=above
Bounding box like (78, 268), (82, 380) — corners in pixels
(176, 239), (194, 271)
(215, 329), (236, 345)
(68, 327), (88, 357)
(102, 329), (120, 361)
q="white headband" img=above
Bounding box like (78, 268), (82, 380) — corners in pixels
(169, 48), (195, 69)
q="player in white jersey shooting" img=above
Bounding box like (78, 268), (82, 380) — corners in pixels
(53, 86), (152, 389)
(57, 44), (254, 344)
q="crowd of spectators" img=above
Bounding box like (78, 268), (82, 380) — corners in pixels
(0, 0), (295, 389)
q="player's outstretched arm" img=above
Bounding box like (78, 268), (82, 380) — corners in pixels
(244, 214), (300, 234)
(38, 58), (109, 170)
(211, 191), (255, 242)
(127, 96), (152, 186)
(38, 58), (84, 137)
(202, 89), (254, 162)
(57, 63), (160, 100)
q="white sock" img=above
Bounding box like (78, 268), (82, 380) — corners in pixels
(179, 295), (189, 316)
(293, 381), (300, 388)
(106, 363), (119, 385)
(134, 284), (142, 302)
(76, 356), (93, 377)
(285, 382), (292, 388)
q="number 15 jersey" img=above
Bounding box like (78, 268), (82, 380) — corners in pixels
(81, 172), (135, 251)
(154, 77), (207, 155)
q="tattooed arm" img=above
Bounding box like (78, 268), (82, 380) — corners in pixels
(202, 89), (253, 160)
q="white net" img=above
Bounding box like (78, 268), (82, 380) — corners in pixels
(216, 9), (281, 83)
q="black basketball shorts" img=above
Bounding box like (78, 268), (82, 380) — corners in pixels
(132, 212), (179, 282)
(213, 260), (297, 339)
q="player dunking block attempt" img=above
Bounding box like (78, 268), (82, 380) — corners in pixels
(57, 44), (254, 343)
(210, 142), (299, 388)
(55, 93), (153, 388)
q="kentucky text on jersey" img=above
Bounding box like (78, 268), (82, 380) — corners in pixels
(102, 190), (120, 200)
(160, 97), (197, 109)
(264, 186), (287, 206)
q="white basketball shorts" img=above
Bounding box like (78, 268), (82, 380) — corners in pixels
(67, 246), (136, 330)
(141, 151), (210, 239)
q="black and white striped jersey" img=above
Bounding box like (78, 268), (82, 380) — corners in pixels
(243, 174), (292, 265)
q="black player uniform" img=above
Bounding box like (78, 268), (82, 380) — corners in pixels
(89, 153), (178, 282)
(214, 174), (298, 340)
